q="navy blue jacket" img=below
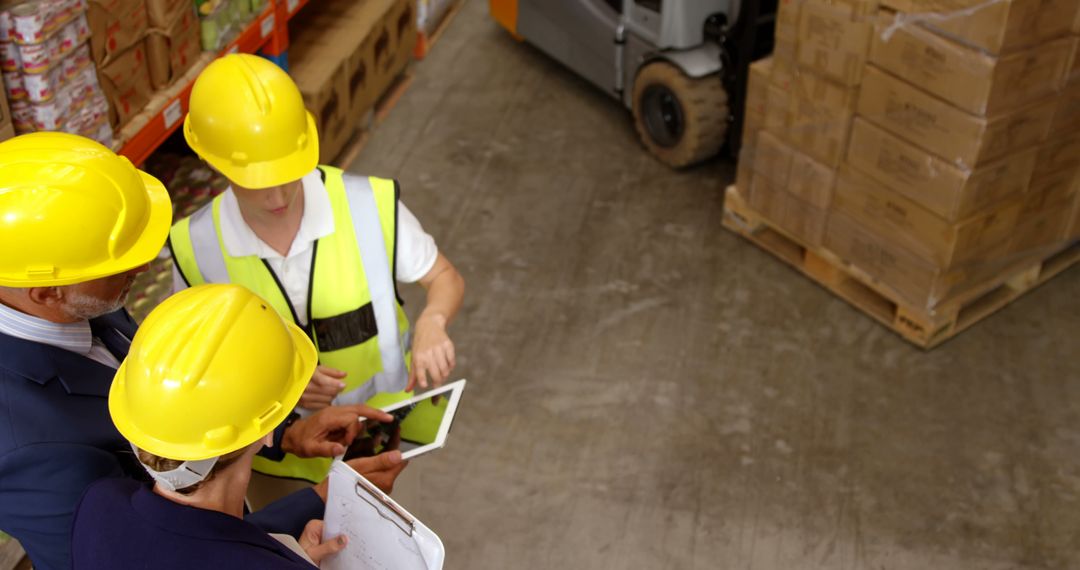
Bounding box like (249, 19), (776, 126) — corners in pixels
(72, 478), (317, 569)
(0, 309), (323, 570)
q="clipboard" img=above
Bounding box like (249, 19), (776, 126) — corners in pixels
(321, 460), (445, 570)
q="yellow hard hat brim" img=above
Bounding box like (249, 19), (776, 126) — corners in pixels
(109, 319), (318, 462)
(115, 171), (174, 279)
(185, 111), (320, 190)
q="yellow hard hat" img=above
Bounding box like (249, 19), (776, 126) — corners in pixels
(184, 53), (318, 189)
(0, 132), (172, 287)
(109, 284), (317, 461)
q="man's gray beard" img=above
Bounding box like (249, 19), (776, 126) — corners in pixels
(62, 288), (126, 320)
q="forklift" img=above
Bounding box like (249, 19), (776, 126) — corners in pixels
(490, 0), (776, 168)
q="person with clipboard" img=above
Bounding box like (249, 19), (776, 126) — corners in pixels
(70, 284), (408, 569)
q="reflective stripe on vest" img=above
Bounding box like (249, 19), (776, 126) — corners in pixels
(169, 167), (412, 482)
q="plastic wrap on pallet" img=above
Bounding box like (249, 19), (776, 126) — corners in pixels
(734, 0), (1080, 312)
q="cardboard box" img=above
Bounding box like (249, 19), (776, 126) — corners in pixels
(290, 0), (405, 161)
(747, 129), (836, 209)
(893, 0), (1080, 55)
(857, 66), (1056, 168)
(97, 39), (153, 128)
(0, 84), (11, 141)
(752, 130), (794, 183)
(871, 18), (1074, 115)
(375, 0), (417, 85)
(147, 4), (200, 89)
(1066, 193), (1080, 240)
(824, 209), (1009, 308)
(751, 174), (831, 246)
(742, 58), (770, 153)
(1069, 35), (1080, 85)
(1009, 195), (1075, 255)
(765, 81), (792, 130)
(88, 0), (148, 64)
(1049, 81), (1080, 137)
(787, 70), (859, 166)
(788, 148), (836, 209)
(776, 0), (800, 42)
(881, 0), (985, 10)
(289, 38), (352, 163)
(832, 166), (1022, 267)
(797, 0), (876, 86)
(290, 0), (413, 135)
(1033, 134), (1080, 177)
(746, 58), (771, 123)
(847, 118), (1037, 220)
(147, 0), (194, 27)
(1022, 167), (1079, 216)
(0, 83), (10, 134)
(772, 35), (796, 88)
(344, 32), (377, 127)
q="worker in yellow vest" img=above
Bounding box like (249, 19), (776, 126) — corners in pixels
(168, 54), (465, 495)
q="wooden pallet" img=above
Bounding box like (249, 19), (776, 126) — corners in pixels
(332, 71), (415, 168)
(723, 185), (1080, 349)
(413, 0), (465, 60)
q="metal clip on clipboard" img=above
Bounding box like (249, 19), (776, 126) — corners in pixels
(322, 460), (445, 570)
(353, 471), (415, 537)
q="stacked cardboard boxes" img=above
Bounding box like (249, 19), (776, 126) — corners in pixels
(146, 0), (201, 89)
(88, 0), (153, 128)
(736, 0), (1080, 310)
(288, 0), (416, 162)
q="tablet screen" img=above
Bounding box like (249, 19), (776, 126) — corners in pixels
(343, 379), (465, 461)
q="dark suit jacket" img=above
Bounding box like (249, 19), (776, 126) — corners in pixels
(72, 478), (317, 569)
(0, 309), (322, 570)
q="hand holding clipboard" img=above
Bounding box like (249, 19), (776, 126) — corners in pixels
(321, 460), (445, 569)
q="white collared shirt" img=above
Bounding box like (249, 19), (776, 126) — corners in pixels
(0, 302), (121, 368)
(173, 170), (438, 326)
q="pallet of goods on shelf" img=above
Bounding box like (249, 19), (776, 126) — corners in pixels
(288, 0), (416, 162)
(87, 0), (153, 130)
(727, 0), (1080, 348)
(116, 0), (281, 165)
(146, 0), (202, 89)
(0, 0), (113, 145)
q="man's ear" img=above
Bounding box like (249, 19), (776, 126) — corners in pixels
(26, 286), (65, 308)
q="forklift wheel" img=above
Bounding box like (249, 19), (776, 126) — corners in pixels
(632, 62), (728, 168)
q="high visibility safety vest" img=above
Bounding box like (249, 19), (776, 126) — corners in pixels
(169, 166), (412, 482)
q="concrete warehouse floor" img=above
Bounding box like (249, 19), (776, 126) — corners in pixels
(347, 2), (1080, 569)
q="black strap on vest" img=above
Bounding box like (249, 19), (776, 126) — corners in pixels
(311, 303), (378, 352)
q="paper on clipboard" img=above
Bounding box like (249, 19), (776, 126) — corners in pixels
(321, 460), (445, 570)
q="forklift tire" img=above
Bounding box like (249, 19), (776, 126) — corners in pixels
(632, 62), (729, 169)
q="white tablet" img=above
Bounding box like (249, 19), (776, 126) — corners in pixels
(345, 379), (467, 461)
